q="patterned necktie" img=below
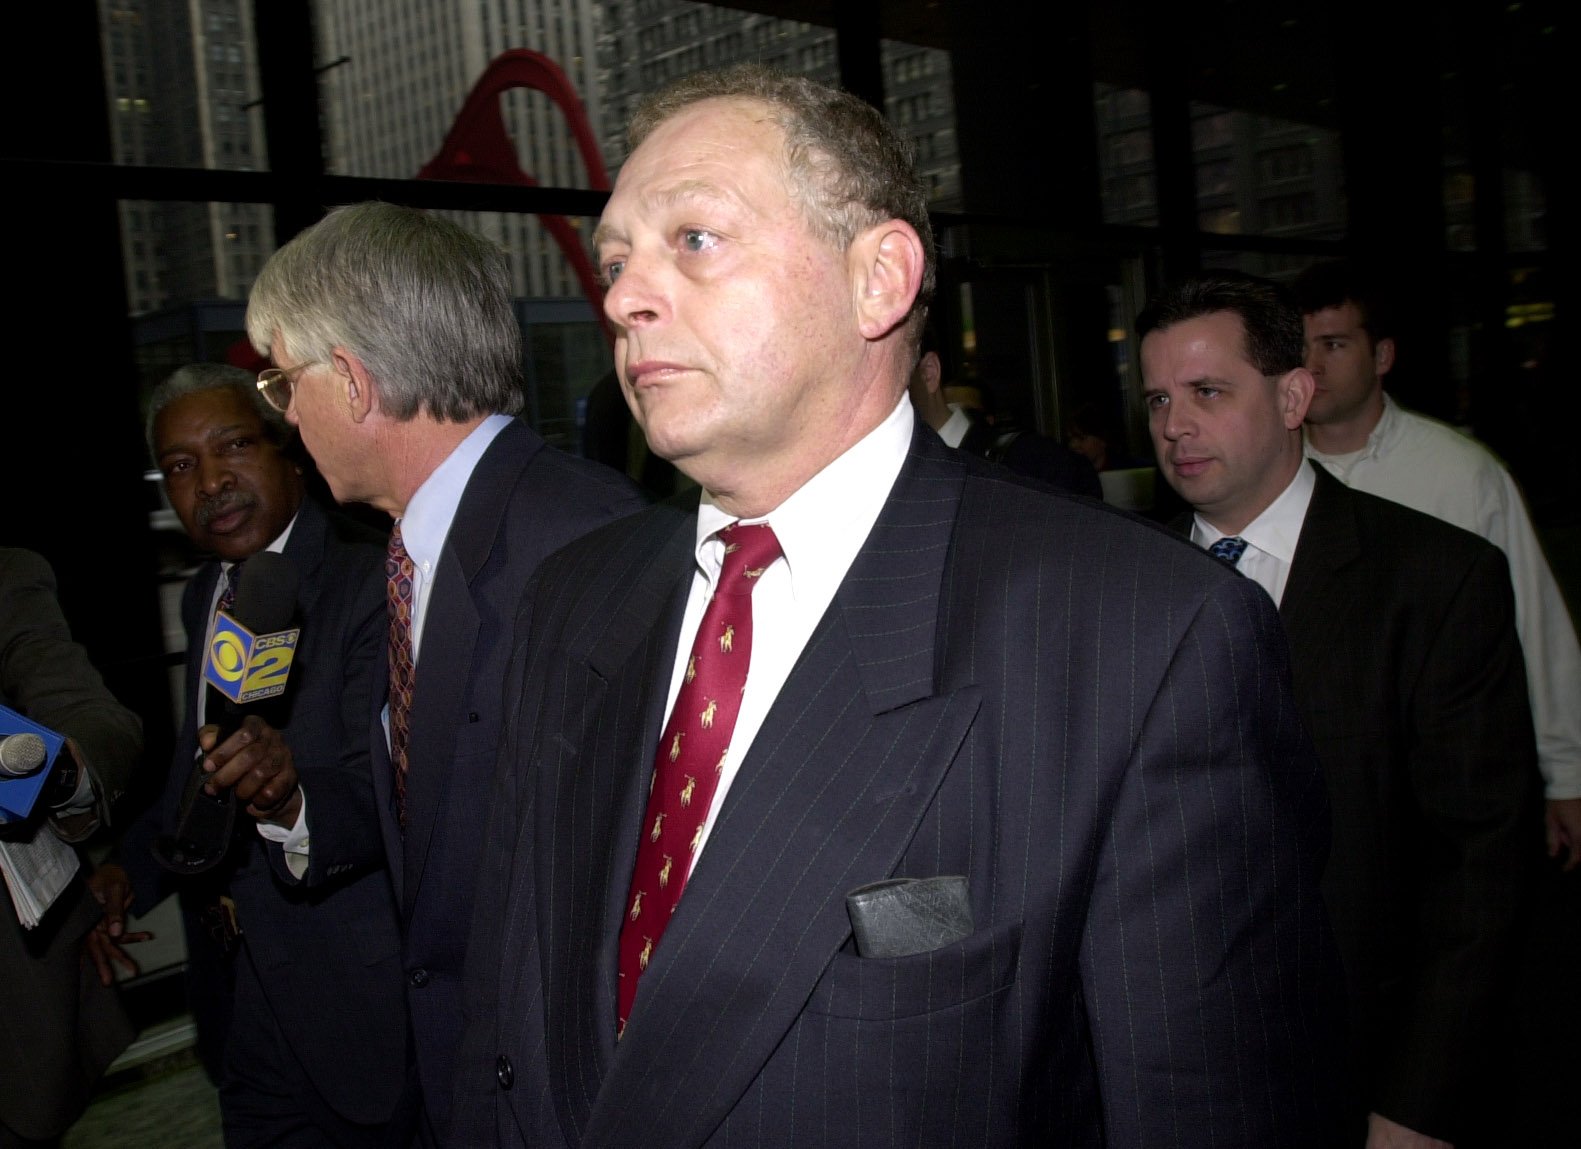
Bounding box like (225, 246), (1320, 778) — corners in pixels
(1209, 535), (1249, 567)
(616, 521), (783, 1036)
(386, 521), (417, 827)
(218, 560), (243, 614)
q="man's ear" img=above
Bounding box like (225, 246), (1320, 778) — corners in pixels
(918, 350), (943, 396)
(852, 221), (925, 342)
(1279, 366), (1316, 429)
(1374, 336), (1396, 379)
(332, 348), (377, 424)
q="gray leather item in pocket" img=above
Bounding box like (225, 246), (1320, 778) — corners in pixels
(845, 875), (973, 958)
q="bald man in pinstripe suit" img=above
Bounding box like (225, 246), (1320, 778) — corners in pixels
(452, 65), (1345, 1148)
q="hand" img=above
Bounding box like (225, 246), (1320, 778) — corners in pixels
(84, 862), (151, 987)
(1545, 797), (1581, 872)
(1366, 1112), (1453, 1149)
(198, 716), (302, 826)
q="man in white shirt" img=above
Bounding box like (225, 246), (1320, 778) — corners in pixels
(452, 64), (1345, 1148)
(1143, 270), (1540, 1149)
(1295, 258), (1581, 869)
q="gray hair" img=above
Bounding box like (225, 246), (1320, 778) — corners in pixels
(629, 64), (936, 333)
(145, 362), (290, 461)
(245, 202), (525, 422)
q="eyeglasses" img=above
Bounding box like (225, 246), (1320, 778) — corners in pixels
(256, 362), (317, 412)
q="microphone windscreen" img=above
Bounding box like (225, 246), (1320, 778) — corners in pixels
(230, 550), (301, 633)
(0, 732), (47, 777)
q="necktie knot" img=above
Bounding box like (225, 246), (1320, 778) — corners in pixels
(386, 521), (411, 585)
(1209, 535), (1249, 566)
(218, 559), (245, 614)
(714, 522), (782, 595)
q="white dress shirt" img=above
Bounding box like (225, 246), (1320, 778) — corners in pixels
(671, 396), (914, 874)
(1190, 460), (1315, 608)
(1307, 395), (1581, 798)
(392, 413), (513, 666)
(935, 404), (972, 448)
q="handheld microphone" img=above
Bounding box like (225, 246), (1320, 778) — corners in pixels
(154, 550), (302, 875)
(0, 732), (46, 778)
(0, 705), (66, 824)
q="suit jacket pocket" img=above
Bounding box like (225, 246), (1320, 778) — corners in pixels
(453, 711), (502, 759)
(805, 918), (1020, 1021)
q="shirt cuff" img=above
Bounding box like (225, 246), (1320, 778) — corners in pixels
(51, 755), (95, 815)
(255, 788), (310, 880)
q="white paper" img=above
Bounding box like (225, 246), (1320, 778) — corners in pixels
(0, 830), (79, 928)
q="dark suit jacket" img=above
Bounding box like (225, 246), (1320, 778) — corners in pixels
(124, 497), (407, 1125)
(0, 548), (140, 1142)
(288, 417), (645, 1140)
(1275, 464), (1538, 1141)
(452, 427), (1345, 1148)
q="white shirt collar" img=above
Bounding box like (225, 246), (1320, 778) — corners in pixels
(1191, 459), (1315, 566)
(693, 397), (914, 600)
(219, 508), (297, 583)
(936, 404), (972, 449)
(1305, 391), (1401, 468)
(399, 414), (512, 570)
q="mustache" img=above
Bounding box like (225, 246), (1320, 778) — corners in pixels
(195, 489), (256, 528)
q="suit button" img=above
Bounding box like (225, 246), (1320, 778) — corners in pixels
(496, 1055), (514, 1089)
(408, 968), (430, 988)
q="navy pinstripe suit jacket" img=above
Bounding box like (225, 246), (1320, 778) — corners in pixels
(453, 426), (1346, 1148)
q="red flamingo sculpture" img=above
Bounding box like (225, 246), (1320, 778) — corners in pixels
(418, 48), (614, 345)
(235, 49), (613, 371)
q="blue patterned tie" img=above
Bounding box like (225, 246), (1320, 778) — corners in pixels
(1209, 535), (1249, 566)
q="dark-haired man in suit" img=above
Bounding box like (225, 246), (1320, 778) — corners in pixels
(1142, 270), (1540, 1149)
(452, 64), (1344, 1148)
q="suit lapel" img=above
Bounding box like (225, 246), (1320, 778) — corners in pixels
(1166, 463), (1363, 634)
(1279, 463), (1362, 637)
(401, 420), (540, 918)
(510, 501), (698, 1140)
(580, 431), (981, 1149)
(399, 543), (476, 913)
(369, 645), (403, 904)
(279, 497), (329, 620)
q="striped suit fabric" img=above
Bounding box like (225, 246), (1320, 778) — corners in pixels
(453, 426), (1346, 1148)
